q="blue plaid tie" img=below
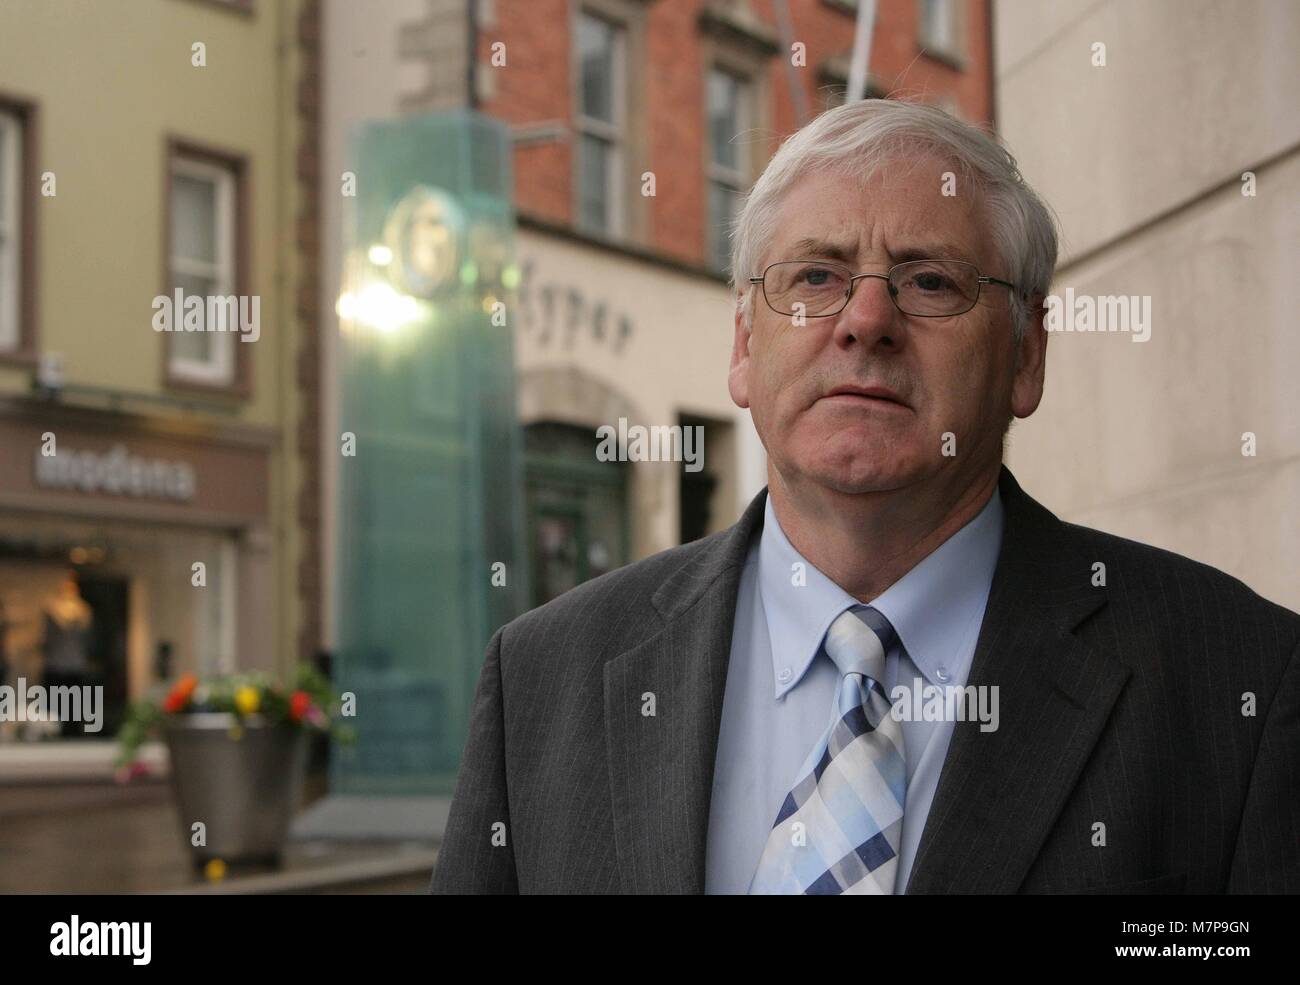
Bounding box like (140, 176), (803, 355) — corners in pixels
(749, 605), (907, 894)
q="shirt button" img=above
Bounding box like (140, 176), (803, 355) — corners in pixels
(936, 666), (951, 683)
(777, 668), (792, 684)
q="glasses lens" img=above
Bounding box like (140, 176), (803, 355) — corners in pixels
(890, 260), (980, 316)
(764, 261), (851, 316)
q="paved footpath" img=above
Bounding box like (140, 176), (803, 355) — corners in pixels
(0, 780), (437, 894)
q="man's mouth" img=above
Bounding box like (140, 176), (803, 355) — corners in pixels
(822, 385), (910, 409)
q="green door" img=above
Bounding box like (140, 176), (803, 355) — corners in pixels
(524, 422), (629, 608)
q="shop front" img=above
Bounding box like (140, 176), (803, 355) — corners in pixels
(0, 398), (274, 765)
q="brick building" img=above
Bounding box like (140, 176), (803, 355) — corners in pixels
(482, 0), (994, 272)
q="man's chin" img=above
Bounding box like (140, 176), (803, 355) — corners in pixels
(795, 456), (932, 496)
(816, 474), (920, 496)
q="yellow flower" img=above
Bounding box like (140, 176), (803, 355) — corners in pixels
(234, 686), (260, 716)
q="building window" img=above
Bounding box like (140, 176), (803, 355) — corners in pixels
(0, 109), (20, 353)
(185, 0), (254, 11)
(919, 0), (962, 61)
(706, 67), (750, 274)
(167, 152), (238, 387)
(575, 10), (626, 237)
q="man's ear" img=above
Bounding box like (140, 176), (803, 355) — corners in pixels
(1010, 294), (1048, 419)
(728, 296), (752, 410)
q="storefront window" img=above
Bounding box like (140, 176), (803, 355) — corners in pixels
(0, 514), (236, 742)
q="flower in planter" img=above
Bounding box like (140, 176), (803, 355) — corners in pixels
(115, 663), (354, 769)
(234, 685), (261, 716)
(114, 761), (152, 784)
(162, 674), (199, 713)
(289, 690), (312, 723)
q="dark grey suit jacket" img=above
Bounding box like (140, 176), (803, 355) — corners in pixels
(430, 467), (1300, 893)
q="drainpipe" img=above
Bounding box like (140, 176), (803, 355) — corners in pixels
(771, 0), (810, 127)
(846, 0), (877, 103)
(467, 0), (479, 110)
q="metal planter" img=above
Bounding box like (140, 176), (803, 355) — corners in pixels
(163, 713), (310, 866)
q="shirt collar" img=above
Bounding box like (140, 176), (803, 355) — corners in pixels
(757, 486), (1004, 699)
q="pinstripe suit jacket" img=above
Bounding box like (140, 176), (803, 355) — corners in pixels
(430, 466), (1300, 894)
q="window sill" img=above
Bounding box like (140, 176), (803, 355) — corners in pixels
(918, 43), (966, 72)
(817, 52), (887, 102)
(0, 348), (39, 369)
(697, 1), (780, 59)
(177, 0), (255, 16)
(163, 373), (251, 401)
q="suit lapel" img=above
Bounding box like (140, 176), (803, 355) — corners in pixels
(605, 490), (768, 893)
(904, 467), (1131, 893)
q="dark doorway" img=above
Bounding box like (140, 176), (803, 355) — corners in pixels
(679, 414), (720, 544)
(75, 575), (130, 739)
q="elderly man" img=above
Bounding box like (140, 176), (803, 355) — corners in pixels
(430, 99), (1299, 895)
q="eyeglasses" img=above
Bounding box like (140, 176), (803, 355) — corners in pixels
(749, 259), (1020, 319)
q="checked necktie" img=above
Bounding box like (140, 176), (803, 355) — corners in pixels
(749, 605), (907, 895)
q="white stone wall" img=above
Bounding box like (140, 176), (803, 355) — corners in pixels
(996, 0), (1300, 610)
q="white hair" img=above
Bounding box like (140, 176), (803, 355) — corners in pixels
(729, 99), (1059, 343)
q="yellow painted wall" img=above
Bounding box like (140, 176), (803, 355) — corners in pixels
(0, 0), (309, 675)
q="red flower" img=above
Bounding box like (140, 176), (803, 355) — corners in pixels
(114, 762), (149, 784)
(163, 674), (198, 714)
(289, 690), (312, 723)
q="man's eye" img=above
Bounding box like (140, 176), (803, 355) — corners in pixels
(801, 267), (840, 287)
(912, 272), (954, 292)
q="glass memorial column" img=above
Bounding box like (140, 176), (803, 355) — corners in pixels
(332, 110), (528, 797)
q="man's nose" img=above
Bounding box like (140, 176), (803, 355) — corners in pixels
(832, 273), (905, 350)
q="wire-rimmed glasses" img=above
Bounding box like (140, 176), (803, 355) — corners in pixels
(749, 259), (1020, 319)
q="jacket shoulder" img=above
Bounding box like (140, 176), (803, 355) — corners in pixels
(1061, 518), (1300, 642)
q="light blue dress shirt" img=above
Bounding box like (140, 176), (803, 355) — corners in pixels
(704, 486), (1004, 894)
